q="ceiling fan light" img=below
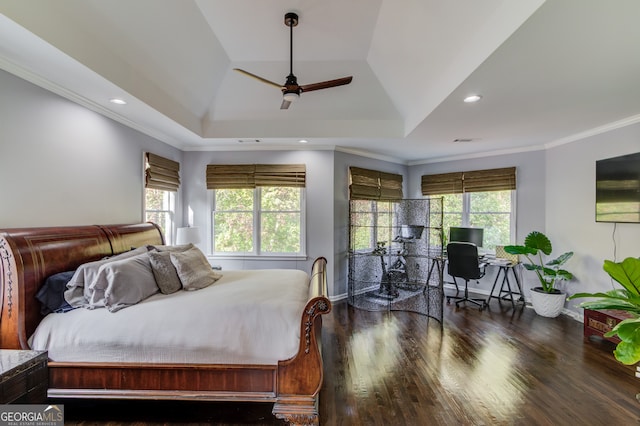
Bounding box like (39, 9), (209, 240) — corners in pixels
(283, 92), (299, 102)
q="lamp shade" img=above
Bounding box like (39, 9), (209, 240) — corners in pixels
(175, 227), (201, 245)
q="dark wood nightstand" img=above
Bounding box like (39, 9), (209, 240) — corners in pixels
(0, 350), (48, 404)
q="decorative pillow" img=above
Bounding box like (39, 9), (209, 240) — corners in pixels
(91, 252), (159, 312)
(170, 247), (222, 290)
(147, 243), (194, 252)
(36, 270), (77, 315)
(496, 245), (519, 263)
(64, 245), (149, 308)
(148, 250), (182, 294)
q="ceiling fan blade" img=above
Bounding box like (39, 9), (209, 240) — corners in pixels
(280, 99), (292, 110)
(300, 76), (353, 93)
(234, 68), (283, 89)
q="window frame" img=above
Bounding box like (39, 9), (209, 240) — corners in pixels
(144, 188), (176, 245)
(442, 190), (516, 248)
(349, 200), (393, 253)
(211, 186), (307, 260)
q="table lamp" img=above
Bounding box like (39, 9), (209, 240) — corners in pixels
(175, 227), (201, 245)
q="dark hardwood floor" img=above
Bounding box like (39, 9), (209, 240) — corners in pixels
(59, 293), (640, 425)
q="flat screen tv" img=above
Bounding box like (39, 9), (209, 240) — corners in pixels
(449, 227), (484, 248)
(596, 152), (640, 223)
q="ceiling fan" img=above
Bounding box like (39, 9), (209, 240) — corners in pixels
(234, 12), (353, 110)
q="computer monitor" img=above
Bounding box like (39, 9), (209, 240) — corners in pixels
(449, 227), (484, 248)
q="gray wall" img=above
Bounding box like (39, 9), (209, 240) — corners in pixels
(545, 124), (640, 312)
(182, 149), (336, 294)
(0, 69), (183, 230)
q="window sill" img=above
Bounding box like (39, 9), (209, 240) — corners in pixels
(207, 254), (308, 262)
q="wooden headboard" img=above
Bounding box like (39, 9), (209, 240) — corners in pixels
(0, 223), (164, 349)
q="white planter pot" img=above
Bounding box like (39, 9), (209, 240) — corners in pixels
(530, 287), (566, 318)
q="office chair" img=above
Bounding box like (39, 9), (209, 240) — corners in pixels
(446, 242), (487, 310)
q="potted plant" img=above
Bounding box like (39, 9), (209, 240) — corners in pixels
(568, 257), (640, 365)
(504, 231), (574, 317)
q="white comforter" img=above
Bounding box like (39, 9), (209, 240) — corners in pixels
(29, 269), (310, 365)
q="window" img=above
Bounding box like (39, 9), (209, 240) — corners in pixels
(207, 164), (306, 257)
(422, 167), (516, 249)
(348, 167), (403, 251)
(350, 200), (391, 251)
(145, 188), (175, 244)
(212, 187), (304, 255)
(442, 190), (514, 249)
(144, 152), (180, 244)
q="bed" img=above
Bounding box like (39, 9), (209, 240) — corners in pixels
(0, 223), (331, 426)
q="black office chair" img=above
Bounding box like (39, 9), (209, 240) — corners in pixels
(446, 242), (487, 310)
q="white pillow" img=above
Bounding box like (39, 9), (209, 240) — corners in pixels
(91, 252), (159, 312)
(64, 246), (149, 308)
(170, 247), (222, 290)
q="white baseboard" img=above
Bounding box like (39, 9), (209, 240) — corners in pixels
(336, 283), (584, 323)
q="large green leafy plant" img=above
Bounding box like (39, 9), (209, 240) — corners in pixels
(504, 231), (574, 293)
(569, 257), (640, 365)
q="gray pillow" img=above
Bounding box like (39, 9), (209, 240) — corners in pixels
(148, 250), (182, 294)
(170, 247), (222, 290)
(65, 245), (149, 308)
(91, 252), (159, 312)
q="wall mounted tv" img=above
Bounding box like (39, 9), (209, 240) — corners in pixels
(595, 151), (640, 223)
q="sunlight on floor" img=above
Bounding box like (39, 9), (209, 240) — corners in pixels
(347, 314), (402, 389)
(439, 330), (526, 422)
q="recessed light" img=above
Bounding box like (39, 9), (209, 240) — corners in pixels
(109, 98), (127, 105)
(299, 139), (308, 144)
(463, 94), (482, 103)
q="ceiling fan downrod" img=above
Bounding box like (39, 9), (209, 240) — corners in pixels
(284, 12), (298, 78)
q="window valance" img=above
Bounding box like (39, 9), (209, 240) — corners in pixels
(206, 164), (306, 189)
(421, 167), (516, 196)
(145, 152), (180, 192)
(349, 167), (403, 200)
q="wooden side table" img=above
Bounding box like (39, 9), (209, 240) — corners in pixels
(0, 350), (48, 404)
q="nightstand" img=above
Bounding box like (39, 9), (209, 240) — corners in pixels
(0, 350), (48, 404)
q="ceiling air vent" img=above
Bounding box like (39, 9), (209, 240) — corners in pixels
(453, 138), (475, 143)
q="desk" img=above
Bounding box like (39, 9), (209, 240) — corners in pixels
(430, 255), (523, 307)
(486, 260), (524, 307)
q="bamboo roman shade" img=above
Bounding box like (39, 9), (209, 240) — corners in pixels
(420, 172), (464, 196)
(145, 152), (180, 192)
(421, 167), (516, 196)
(349, 167), (403, 200)
(206, 164), (306, 189)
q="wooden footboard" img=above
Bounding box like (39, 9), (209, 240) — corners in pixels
(274, 256), (331, 425)
(0, 224), (330, 426)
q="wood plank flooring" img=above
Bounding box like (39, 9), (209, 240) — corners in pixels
(59, 294), (640, 425)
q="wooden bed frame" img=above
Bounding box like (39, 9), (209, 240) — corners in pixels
(0, 223), (331, 425)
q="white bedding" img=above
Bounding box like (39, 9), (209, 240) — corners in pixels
(29, 269), (310, 365)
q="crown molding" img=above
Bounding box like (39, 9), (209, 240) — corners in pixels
(408, 144), (546, 166)
(0, 54), (187, 149)
(334, 146), (406, 165)
(545, 113), (640, 149)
